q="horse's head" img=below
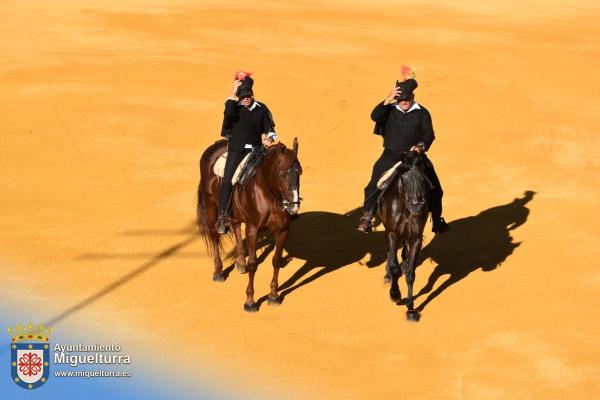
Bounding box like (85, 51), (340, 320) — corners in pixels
(401, 150), (426, 169)
(263, 138), (302, 215)
(399, 151), (430, 215)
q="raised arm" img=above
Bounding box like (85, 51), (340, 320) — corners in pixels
(371, 85), (401, 122)
(371, 101), (390, 123)
(224, 80), (242, 121)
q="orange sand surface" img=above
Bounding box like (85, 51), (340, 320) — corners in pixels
(1, 0), (599, 398)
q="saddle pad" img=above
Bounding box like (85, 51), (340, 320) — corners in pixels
(232, 152), (253, 185)
(213, 152), (228, 177)
(212, 152), (253, 185)
(377, 161), (403, 189)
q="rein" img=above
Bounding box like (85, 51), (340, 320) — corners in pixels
(371, 151), (431, 212)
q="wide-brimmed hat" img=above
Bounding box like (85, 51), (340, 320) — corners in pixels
(395, 78), (418, 100)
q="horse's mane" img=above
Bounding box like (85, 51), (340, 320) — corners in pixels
(262, 142), (298, 169)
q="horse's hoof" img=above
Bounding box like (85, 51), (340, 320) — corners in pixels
(212, 272), (225, 282)
(406, 310), (420, 322)
(236, 262), (247, 274)
(267, 295), (281, 306)
(383, 275), (392, 285)
(243, 303), (259, 313)
(389, 288), (401, 303)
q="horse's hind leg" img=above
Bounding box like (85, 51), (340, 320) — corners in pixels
(243, 225), (259, 312)
(404, 237), (423, 322)
(233, 222), (247, 274)
(387, 231), (402, 303)
(268, 227), (289, 306)
(207, 202), (225, 282)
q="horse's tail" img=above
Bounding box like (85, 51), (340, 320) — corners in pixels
(195, 179), (211, 253)
(196, 150), (232, 256)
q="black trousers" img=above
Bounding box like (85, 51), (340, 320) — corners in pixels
(363, 149), (444, 219)
(218, 147), (252, 215)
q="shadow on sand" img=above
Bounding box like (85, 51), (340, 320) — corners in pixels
(414, 190), (535, 311)
(251, 208), (389, 305)
(46, 229), (200, 327)
(241, 191), (535, 310)
(36, 191), (534, 329)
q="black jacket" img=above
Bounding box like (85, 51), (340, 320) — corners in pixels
(221, 100), (275, 151)
(371, 101), (435, 151)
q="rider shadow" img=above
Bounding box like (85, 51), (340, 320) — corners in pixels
(414, 190), (536, 312)
(246, 208), (388, 307)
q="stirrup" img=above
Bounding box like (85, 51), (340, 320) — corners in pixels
(357, 217), (373, 233)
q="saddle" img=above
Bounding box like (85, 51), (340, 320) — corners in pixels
(213, 148), (264, 186)
(377, 161), (403, 190)
(376, 160), (433, 216)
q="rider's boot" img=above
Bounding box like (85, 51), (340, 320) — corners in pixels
(216, 211), (230, 235)
(432, 216), (449, 234)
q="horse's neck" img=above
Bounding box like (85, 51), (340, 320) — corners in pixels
(239, 156), (280, 204)
(258, 157), (282, 201)
(388, 175), (405, 199)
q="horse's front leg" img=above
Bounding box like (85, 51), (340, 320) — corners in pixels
(268, 226), (289, 306)
(405, 236), (423, 322)
(243, 225), (259, 312)
(232, 222), (247, 274)
(387, 231), (402, 303)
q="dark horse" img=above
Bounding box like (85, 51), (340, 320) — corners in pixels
(379, 151), (430, 322)
(196, 138), (302, 312)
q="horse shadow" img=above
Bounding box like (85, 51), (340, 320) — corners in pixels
(229, 190), (535, 310)
(230, 208), (388, 306)
(414, 190), (536, 311)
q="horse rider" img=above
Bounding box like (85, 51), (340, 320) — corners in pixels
(217, 72), (278, 234)
(357, 71), (449, 234)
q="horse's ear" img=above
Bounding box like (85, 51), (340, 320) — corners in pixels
(293, 137), (298, 155)
(280, 144), (286, 154)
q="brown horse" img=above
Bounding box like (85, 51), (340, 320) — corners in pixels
(196, 138), (302, 312)
(379, 151), (430, 322)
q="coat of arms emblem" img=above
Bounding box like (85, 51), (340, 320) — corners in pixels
(8, 323), (53, 390)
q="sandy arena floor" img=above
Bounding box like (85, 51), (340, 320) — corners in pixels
(1, 1), (599, 398)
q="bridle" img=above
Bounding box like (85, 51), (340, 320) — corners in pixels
(280, 160), (302, 214)
(258, 145), (302, 215)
